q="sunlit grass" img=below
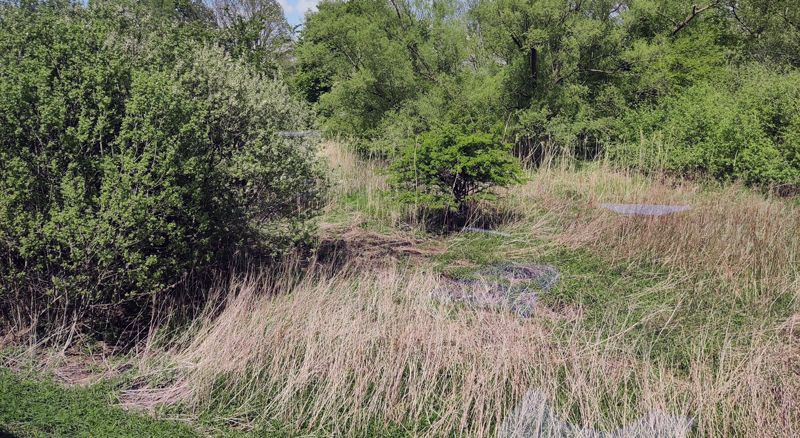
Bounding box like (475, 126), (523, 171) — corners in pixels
(126, 142), (800, 437)
(4, 142), (798, 437)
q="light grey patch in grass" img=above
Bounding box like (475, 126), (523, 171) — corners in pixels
(598, 203), (693, 216)
(498, 391), (694, 438)
(431, 261), (561, 317)
(431, 280), (539, 318)
(277, 131), (323, 138)
(462, 227), (512, 237)
(480, 262), (561, 291)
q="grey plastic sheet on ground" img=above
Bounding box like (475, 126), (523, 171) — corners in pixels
(277, 131), (322, 138)
(598, 203), (693, 216)
(431, 280), (539, 318)
(479, 261), (561, 291)
(498, 391), (694, 438)
(430, 262), (560, 318)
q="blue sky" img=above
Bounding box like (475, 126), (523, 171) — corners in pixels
(279, 0), (320, 27)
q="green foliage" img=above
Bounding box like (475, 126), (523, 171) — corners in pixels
(211, 0), (294, 74)
(470, 0), (627, 108)
(140, 0), (216, 24)
(610, 63), (800, 185)
(137, 0), (294, 75)
(723, 0), (800, 66)
(294, 0), (800, 187)
(0, 368), (302, 437)
(0, 369), (201, 437)
(294, 0), (424, 137)
(388, 125), (524, 214)
(0, 0), (324, 329)
(293, 0), (476, 144)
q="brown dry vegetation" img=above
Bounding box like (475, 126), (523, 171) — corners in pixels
(136, 265), (797, 437)
(115, 143), (800, 437)
(511, 164), (800, 295)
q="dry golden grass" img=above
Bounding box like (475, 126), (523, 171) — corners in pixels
(3, 142), (796, 437)
(320, 141), (419, 231)
(505, 163), (800, 302)
(131, 145), (799, 437)
(141, 262), (797, 437)
(320, 141), (390, 198)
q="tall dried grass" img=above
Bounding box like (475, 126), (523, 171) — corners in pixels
(321, 141), (389, 200)
(321, 141), (418, 230)
(147, 261), (796, 437)
(505, 163), (800, 302)
(140, 144), (798, 437)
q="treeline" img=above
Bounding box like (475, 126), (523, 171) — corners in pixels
(292, 0), (800, 185)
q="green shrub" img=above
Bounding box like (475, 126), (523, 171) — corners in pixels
(388, 125), (524, 223)
(0, 1), (325, 332)
(610, 63), (800, 186)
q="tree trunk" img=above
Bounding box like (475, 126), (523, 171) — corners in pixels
(530, 46), (538, 93)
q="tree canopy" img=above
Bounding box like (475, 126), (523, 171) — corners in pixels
(293, 0), (800, 186)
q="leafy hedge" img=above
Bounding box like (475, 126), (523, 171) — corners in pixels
(0, 1), (325, 331)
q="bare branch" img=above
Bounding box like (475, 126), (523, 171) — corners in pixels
(389, 0), (404, 25)
(671, 0), (721, 36)
(730, 4), (759, 39)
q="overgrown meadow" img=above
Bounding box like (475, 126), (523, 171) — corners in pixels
(1, 0), (799, 437)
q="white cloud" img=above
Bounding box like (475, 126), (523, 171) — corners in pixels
(278, 0), (294, 15)
(294, 0), (319, 13)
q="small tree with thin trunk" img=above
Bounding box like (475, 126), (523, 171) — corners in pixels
(388, 124), (524, 229)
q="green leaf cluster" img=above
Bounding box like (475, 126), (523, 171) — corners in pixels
(293, 0), (800, 186)
(611, 63), (800, 185)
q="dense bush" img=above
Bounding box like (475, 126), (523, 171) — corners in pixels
(388, 125), (524, 223)
(610, 64), (800, 185)
(0, 1), (325, 331)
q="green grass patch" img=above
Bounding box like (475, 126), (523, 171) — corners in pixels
(0, 369), (201, 438)
(0, 368), (301, 438)
(431, 231), (796, 380)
